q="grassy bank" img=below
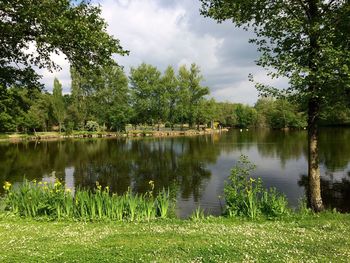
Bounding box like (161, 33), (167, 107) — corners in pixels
(0, 213), (349, 262)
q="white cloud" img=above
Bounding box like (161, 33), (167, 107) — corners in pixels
(38, 0), (289, 104)
(38, 52), (71, 94)
(103, 0), (223, 72)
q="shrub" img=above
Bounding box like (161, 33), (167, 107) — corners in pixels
(85, 121), (100, 132)
(64, 121), (74, 135)
(224, 155), (289, 219)
(3, 179), (173, 221)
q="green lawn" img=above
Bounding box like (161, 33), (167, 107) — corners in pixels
(0, 213), (349, 262)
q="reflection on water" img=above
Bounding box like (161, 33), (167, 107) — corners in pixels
(1, 128), (350, 217)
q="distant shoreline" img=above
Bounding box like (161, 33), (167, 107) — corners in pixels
(0, 128), (229, 143)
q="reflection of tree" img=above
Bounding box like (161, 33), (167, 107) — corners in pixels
(73, 136), (221, 201)
(1, 128), (350, 201)
(219, 129), (307, 167)
(256, 131), (306, 166)
(0, 136), (221, 201)
(298, 171), (350, 212)
(225, 128), (350, 172)
(319, 128), (350, 171)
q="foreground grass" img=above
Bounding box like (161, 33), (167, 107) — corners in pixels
(0, 213), (349, 262)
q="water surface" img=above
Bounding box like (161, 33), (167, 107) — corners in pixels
(1, 128), (349, 217)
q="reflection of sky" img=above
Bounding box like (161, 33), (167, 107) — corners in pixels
(321, 163), (350, 181)
(65, 167), (75, 193)
(188, 147), (307, 216)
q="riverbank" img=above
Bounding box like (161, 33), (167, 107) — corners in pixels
(0, 128), (229, 143)
(0, 213), (349, 262)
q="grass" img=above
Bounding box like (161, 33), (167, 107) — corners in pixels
(1, 160), (349, 261)
(0, 213), (349, 262)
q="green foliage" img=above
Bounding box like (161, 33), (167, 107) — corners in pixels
(200, 0), (350, 212)
(200, 1), (350, 105)
(213, 102), (237, 127)
(162, 66), (180, 128)
(297, 197), (312, 218)
(178, 64), (209, 128)
(0, 65), (346, 134)
(85, 121), (100, 132)
(0, 112), (15, 132)
(130, 63), (163, 126)
(156, 188), (170, 219)
(255, 97), (307, 129)
(3, 180), (173, 221)
(190, 206), (205, 221)
(52, 78), (65, 132)
(0, 0), (127, 88)
(234, 104), (257, 128)
(224, 155), (289, 219)
(319, 103), (350, 126)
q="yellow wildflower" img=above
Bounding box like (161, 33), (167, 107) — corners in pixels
(54, 180), (62, 188)
(149, 180), (155, 191)
(3, 181), (11, 191)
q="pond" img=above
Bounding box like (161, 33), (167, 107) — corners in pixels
(1, 128), (350, 218)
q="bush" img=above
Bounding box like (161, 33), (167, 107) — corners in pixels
(85, 121), (100, 132)
(64, 121), (74, 135)
(224, 155), (289, 219)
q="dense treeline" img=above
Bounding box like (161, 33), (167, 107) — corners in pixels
(0, 63), (349, 133)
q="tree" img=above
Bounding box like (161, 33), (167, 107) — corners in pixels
(194, 98), (216, 130)
(200, 0), (350, 211)
(52, 78), (65, 132)
(90, 66), (131, 131)
(69, 67), (90, 129)
(234, 104), (257, 128)
(255, 98), (307, 129)
(129, 64), (162, 127)
(162, 66), (179, 130)
(178, 64), (209, 128)
(0, 86), (44, 132)
(152, 72), (168, 131)
(24, 92), (51, 132)
(213, 102), (237, 127)
(1, 0), (127, 88)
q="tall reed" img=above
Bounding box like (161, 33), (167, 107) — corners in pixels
(3, 179), (173, 221)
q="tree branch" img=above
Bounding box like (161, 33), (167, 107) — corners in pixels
(294, 0), (311, 20)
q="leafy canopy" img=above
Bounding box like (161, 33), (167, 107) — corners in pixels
(0, 0), (128, 88)
(200, 0), (350, 105)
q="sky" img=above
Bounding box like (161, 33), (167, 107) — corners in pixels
(39, 0), (288, 105)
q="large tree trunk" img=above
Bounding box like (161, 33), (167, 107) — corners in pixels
(306, 0), (324, 212)
(307, 99), (324, 212)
